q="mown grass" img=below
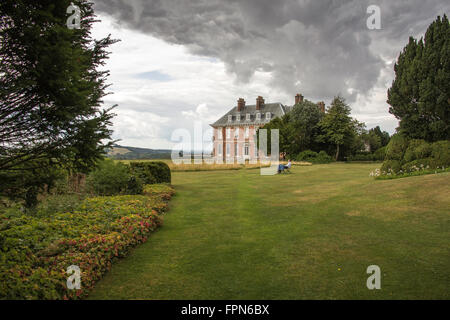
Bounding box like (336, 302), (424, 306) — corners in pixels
(88, 163), (450, 300)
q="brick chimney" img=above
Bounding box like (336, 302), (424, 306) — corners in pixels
(317, 101), (325, 113)
(256, 96), (265, 110)
(295, 94), (304, 105)
(237, 98), (245, 111)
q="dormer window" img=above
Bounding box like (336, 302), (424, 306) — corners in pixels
(228, 115), (233, 122)
(236, 114), (240, 122)
(266, 112), (271, 121)
(256, 113), (261, 121)
(246, 113), (251, 121)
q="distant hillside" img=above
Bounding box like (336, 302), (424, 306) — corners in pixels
(107, 145), (172, 160)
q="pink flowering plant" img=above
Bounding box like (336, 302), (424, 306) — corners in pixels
(0, 184), (174, 300)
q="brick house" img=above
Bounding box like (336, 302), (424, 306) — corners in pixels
(210, 94), (326, 163)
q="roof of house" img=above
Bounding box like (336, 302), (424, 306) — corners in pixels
(211, 103), (291, 127)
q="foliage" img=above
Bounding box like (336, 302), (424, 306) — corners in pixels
(296, 150), (333, 164)
(373, 146), (387, 161)
(0, 185), (174, 299)
(378, 136), (449, 178)
(129, 161), (171, 184)
(316, 96), (357, 160)
(380, 160), (402, 174)
(431, 140), (450, 166)
(257, 99), (324, 157)
(86, 159), (138, 196)
(0, 0), (118, 205)
(403, 140), (432, 162)
(372, 165), (449, 180)
(369, 126), (391, 147)
(387, 15), (450, 141)
(143, 184), (175, 201)
(36, 194), (86, 217)
(385, 134), (409, 161)
(0, 166), (68, 208)
(287, 100), (325, 154)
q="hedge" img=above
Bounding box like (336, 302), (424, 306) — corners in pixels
(0, 184), (174, 300)
(129, 161), (171, 185)
(378, 137), (450, 177)
(296, 150), (333, 164)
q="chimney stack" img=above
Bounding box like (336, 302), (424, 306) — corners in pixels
(317, 101), (325, 113)
(256, 96), (265, 110)
(237, 98), (245, 111)
(295, 94), (304, 105)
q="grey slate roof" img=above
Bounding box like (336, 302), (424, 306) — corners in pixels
(211, 103), (290, 127)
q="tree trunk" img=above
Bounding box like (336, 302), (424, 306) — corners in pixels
(335, 144), (340, 161)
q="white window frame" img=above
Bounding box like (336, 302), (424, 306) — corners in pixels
(226, 143), (230, 156)
(245, 143), (249, 156)
(246, 113), (251, 121)
(234, 128), (239, 139)
(266, 112), (271, 121)
(218, 129), (223, 140)
(218, 144), (223, 156)
(226, 127), (231, 139)
(234, 143), (238, 156)
(256, 113), (261, 121)
(228, 115), (233, 122)
(236, 114), (240, 122)
(245, 127), (249, 138)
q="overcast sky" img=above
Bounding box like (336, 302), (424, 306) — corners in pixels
(90, 0), (449, 149)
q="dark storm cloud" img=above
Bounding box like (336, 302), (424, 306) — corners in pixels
(92, 0), (449, 103)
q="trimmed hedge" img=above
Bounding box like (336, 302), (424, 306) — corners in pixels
(129, 161), (171, 185)
(0, 184), (174, 300)
(385, 134), (409, 161)
(296, 150), (333, 164)
(378, 136), (450, 177)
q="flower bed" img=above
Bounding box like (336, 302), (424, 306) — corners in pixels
(0, 184), (174, 300)
(370, 165), (449, 180)
(143, 183), (175, 201)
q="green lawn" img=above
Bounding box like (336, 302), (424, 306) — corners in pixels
(88, 163), (450, 299)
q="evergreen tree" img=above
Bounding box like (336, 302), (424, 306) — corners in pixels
(0, 1), (117, 205)
(387, 15), (449, 141)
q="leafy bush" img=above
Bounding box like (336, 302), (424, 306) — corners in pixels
(143, 184), (175, 201)
(0, 184), (174, 300)
(431, 140), (450, 167)
(379, 138), (450, 179)
(403, 139), (432, 162)
(385, 134), (409, 160)
(373, 146), (387, 161)
(296, 150), (333, 164)
(86, 159), (143, 196)
(348, 152), (374, 162)
(380, 160), (402, 174)
(401, 158), (434, 172)
(36, 194), (85, 217)
(129, 161), (171, 184)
